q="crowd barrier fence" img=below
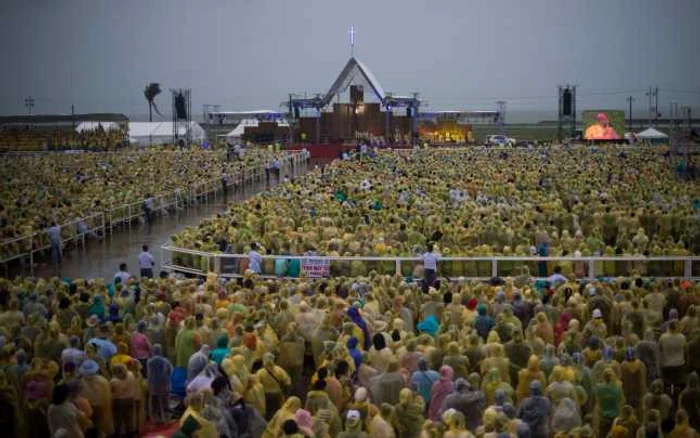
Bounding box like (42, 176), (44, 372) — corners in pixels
(160, 245), (700, 281)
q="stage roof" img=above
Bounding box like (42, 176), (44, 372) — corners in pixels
(323, 57), (386, 106)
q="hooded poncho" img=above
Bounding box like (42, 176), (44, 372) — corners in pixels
(637, 329), (661, 385)
(410, 358), (439, 404)
(147, 344), (173, 395)
(394, 388), (425, 438)
(517, 380), (551, 438)
(347, 337), (363, 372)
(175, 322), (199, 368)
(374, 362), (405, 406)
(679, 373), (700, 431)
(428, 365), (454, 421)
(474, 304), (494, 340)
(441, 378), (486, 431)
(187, 346), (211, 383)
(551, 397), (581, 433)
(443, 342), (470, 380)
(517, 356), (547, 403)
(505, 335), (533, 385)
(368, 404), (395, 438)
(347, 307), (371, 350)
(262, 396), (301, 438)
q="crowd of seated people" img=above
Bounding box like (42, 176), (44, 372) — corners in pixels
(0, 267), (697, 437)
(0, 125), (127, 152)
(173, 147), (700, 263)
(0, 148), (292, 258)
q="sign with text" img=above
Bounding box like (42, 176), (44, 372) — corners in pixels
(301, 258), (330, 278)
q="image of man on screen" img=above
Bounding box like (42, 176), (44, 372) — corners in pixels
(585, 112), (620, 140)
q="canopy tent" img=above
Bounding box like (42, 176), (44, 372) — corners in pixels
(224, 118), (289, 145)
(636, 127), (668, 140)
(225, 119), (258, 145)
(75, 121), (121, 133)
(128, 121), (206, 146)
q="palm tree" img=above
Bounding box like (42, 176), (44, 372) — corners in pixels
(143, 83), (162, 122)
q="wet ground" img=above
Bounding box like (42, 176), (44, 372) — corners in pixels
(10, 161), (313, 280)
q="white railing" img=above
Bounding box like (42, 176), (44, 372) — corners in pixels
(1, 213), (106, 274)
(1, 152), (307, 275)
(160, 245), (700, 280)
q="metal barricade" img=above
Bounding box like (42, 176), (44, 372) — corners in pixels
(159, 245), (700, 281)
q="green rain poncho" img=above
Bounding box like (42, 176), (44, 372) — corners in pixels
(393, 388), (425, 438)
(175, 318), (199, 368)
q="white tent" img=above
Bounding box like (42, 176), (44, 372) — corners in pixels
(75, 121), (120, 132)
(128, 122), (207, 146)
(224, 119), (289, 146)
(636, 127), (668, 140)
(225, 119), (258, 145)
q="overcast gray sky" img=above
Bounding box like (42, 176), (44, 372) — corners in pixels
(1, 0), (699, 120)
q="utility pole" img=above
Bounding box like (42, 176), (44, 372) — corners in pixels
(626, 96), (634, 130)
(24, 96), (35, 115)
(496, 100), (506, 136)
(645, 86), (658, 127)
(669, 101), (679, 125)
(654, 86), (659, 124)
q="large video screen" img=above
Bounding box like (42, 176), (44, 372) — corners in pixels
(583, 110), (624, 140)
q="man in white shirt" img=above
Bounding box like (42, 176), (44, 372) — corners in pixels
(138, 244), (155, 278)
(421, 242), (440, 293)
(114, 263), (131, 285)
(248, 243), (263, 274)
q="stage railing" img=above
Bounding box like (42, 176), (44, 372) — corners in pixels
(160, 245), (700, 281)
(1, 152), (306, 275)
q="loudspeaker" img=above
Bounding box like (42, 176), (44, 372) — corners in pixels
(562, 88), (572, 116)
(406, 107), (411, 117)
(294, 106), (300, 119)
(175, 93), (187, 119)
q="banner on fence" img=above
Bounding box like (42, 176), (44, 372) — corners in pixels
(301, 258), (330, 278)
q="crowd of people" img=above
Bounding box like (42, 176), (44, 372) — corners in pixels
(172, 147), (700, 263)
(0, 126), (128, 152)
(0, 148), (290, 257)
(0, 145), (698, 438)
(0, 267), (697, 438)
